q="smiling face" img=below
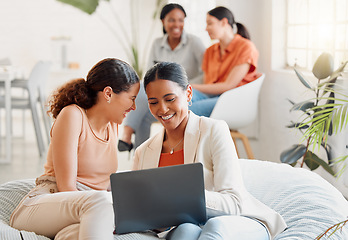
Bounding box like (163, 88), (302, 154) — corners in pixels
(146, 79), (192, 132)
(162, 8), (185, 40)
(109, 82), (140, 124)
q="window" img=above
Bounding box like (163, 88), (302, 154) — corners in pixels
(286, 0), (348, 69)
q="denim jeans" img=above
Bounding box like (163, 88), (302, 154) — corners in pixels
(166, 215), (270, 240)
(123, 84), (157, 149)
(189, 89), (220, 117)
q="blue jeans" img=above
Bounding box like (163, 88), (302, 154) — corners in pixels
(189, 89), (220, 117)
(166, 216), (270, 240)
(123, 83), (157, 149)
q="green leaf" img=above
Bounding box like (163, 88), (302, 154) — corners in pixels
(287, 98), (295, 106)
(294, 68), (314, 90)
(57, 0), (100, 14)
(286, 122), (309, 129)
(303, 151), (335, 175)
(304, 151), (320, 171)
(332, 155), (348, 178)
(301, 101), (348, 149)
(290, 101), (315, 112)
(280, 144), (307, 164)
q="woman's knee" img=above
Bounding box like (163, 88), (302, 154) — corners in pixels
(167, 223), (202, 240)
(200, 216), (269, 240)
(55, 223), (79, 240)
(79, 191), (112, 212)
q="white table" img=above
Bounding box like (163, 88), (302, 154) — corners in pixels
(0, 70), (14, 163)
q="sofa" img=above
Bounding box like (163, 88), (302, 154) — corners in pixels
(1, 159), (348, 239)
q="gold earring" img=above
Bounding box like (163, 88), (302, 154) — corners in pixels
(188, 100), (192, 106)
(107, 99), (111, 104)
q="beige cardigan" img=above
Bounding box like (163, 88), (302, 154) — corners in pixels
(133, 112), (287, 239)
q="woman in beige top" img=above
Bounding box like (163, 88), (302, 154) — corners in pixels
(10, 58), (140, 240)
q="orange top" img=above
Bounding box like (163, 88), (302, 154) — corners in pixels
(44, 105), (118, 190)
(158, 149), (184, 167)
(202, 34), (260, 87)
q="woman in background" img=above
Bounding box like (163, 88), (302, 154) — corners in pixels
(133, 62), (286, 240)
(10, 58), (140, 240)
(118, 3), (206, 152)
(190, 6), (261, 117)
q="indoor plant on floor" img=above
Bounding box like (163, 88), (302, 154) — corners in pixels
(280, 52), (348, 239)
(280, 52), (348, 175)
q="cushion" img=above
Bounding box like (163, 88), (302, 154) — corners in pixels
(239, 159), (348, 240)
(2, 160), (348, 239)
(0, 179), (49, 240)
(0, 179), (158, 240)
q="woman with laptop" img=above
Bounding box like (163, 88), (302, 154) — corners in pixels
(132, 62), (286, 239)
(10, 58), (140, 240)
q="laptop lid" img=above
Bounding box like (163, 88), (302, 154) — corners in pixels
(110, 162), (206, 234)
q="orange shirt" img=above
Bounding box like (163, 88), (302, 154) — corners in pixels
(202, 34), (260, 87)
(158, 149), (184, 167)
(44, 105), (118, 190)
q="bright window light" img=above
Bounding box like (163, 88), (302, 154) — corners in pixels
(286, 0), (348, 69)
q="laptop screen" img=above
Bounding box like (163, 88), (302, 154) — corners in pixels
(110, 163), (206, 234)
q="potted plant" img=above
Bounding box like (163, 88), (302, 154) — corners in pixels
(56, 0), (166, 77)
(280, 52), (348, 175)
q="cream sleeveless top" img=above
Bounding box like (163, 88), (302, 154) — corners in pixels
(43, 104), (118, 190)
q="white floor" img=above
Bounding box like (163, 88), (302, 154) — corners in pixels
(0, 112), (163, 185)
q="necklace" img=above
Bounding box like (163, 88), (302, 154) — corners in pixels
(168, 137), (184, 154)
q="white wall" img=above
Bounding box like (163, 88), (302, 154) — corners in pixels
(0, 0), (163, 91)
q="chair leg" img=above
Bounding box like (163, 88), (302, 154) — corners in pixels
(230, 130), (255, 159)
(29, 100), (45, 156)
(39, 93), (51, 144)
(22, 109), (26, 138)
(230, 135), (240, 158)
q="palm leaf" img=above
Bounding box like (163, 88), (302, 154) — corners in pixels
(300, 102), (348, 149)
(332, 155), (348, 178)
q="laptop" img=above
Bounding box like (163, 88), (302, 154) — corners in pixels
(110, 163), (207, 234)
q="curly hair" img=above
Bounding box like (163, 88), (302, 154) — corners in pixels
(47, 58), (139, 119)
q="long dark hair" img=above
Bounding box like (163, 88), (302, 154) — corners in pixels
(208, 6), (250, 40)
(144, 62), (188, 91)
(48, 58), (139, 119)
(160, 3), (186, 35)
